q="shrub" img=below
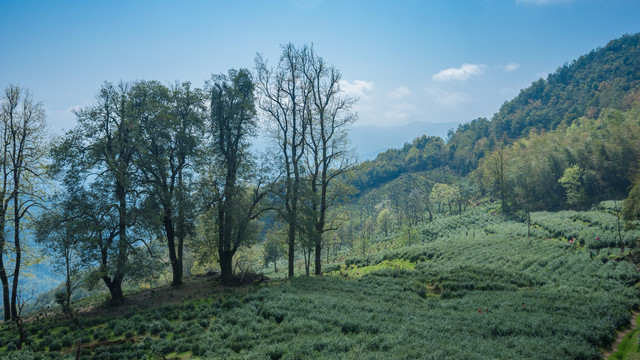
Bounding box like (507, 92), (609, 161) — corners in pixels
(48, 341), (61, 351)
(136, 322), (147, 335)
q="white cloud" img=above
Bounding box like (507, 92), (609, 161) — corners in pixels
(388, 86), (411, 100)
(504, 63), (520, 72)
(339, 79), (374, 100)
(384, 103), (414, 121)
(432, 64), (486, 81)
(426, 86), (471, 108)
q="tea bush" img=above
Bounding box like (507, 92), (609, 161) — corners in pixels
(0, 204), (637, 359)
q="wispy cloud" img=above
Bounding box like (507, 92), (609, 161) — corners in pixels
(432, 64), (486, 81)
(340, 80), (374, 100)
(384, 103), (414, 121)
(426, 86), (471, 108)
(388, 86), (411, 100)
(504, 63), (520, 72)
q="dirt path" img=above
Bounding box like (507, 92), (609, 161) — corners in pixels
(603, 310), (639, 358)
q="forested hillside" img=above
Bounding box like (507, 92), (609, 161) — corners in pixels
(351, 33), (640, 195)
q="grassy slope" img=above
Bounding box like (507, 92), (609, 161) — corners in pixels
(0, 204), (638, 359)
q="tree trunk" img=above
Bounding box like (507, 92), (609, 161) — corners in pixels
(104, 277), (124, 304)
(64, 251), (72, 313)
(219, 251), (234, 285)
(0, 264), (9, 321)
(114, 181), (128, 304)
(11, 193), (21, 319)
(314, 236), (322, 276)
(0, 224), (11, 321)
(288, 220), (296, 278)
(164, 213), (182, 286)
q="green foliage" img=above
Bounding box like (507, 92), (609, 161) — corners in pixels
(623, 172), (640, 224)
(376, 208), (392, 237)
(477, 107), (640, 212)
(510, 34), (640, 131)
(559, 165), (587, 209)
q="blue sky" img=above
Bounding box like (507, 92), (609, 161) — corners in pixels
(1, 0), (639, 134)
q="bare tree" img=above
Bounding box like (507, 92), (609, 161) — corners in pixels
(255, 44), (311, 278)
(0, 85), (47, 321)
(303, 47), (357, 275)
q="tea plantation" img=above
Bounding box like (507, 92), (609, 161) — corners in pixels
(0, 204), (638, 359)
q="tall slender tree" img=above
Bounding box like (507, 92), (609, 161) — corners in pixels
(0, 85), (47, 321)
(203, 69), (270, 284)
(255, 44), (311, 277)
(303, 47), (357, 275)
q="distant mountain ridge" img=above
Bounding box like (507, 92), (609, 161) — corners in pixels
(351, 121), (460, 160)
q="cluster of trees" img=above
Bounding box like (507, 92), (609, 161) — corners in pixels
(476, 107), (640, 217)
(254, 44), (356, 276)
(1, 43), (356, 322)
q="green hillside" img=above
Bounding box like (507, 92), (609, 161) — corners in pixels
(1, 204), (638, 359)
(352, 33), (640, 193)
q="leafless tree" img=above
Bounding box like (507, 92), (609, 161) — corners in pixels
(303, 47), (357, 275)
(255, 44), (312, 277)
(0, 85), (47, 321)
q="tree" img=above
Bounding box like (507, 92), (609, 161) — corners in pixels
(52, 82), (147, 304)
(377, 208), (392, 237)
(0, 85), (47, 321)
(35, 206), (84, 314)
(484, 148), (510, 212)
(407, 189), (426, 225)
(360, 217), (375, 256)
(559, 164), (586, 209)
(511, 158), (541, 236)
(202, 69), (270, 284)
(255, 44), (311, 278)
(623, 172), (640, 225)
(303, 46), (357, 275)
(134, 81), (204, 286)
(263, 224), (286, 272)
(430, 183), (457, 214)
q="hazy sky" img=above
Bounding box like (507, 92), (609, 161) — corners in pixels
(1, 0), (639, 135)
